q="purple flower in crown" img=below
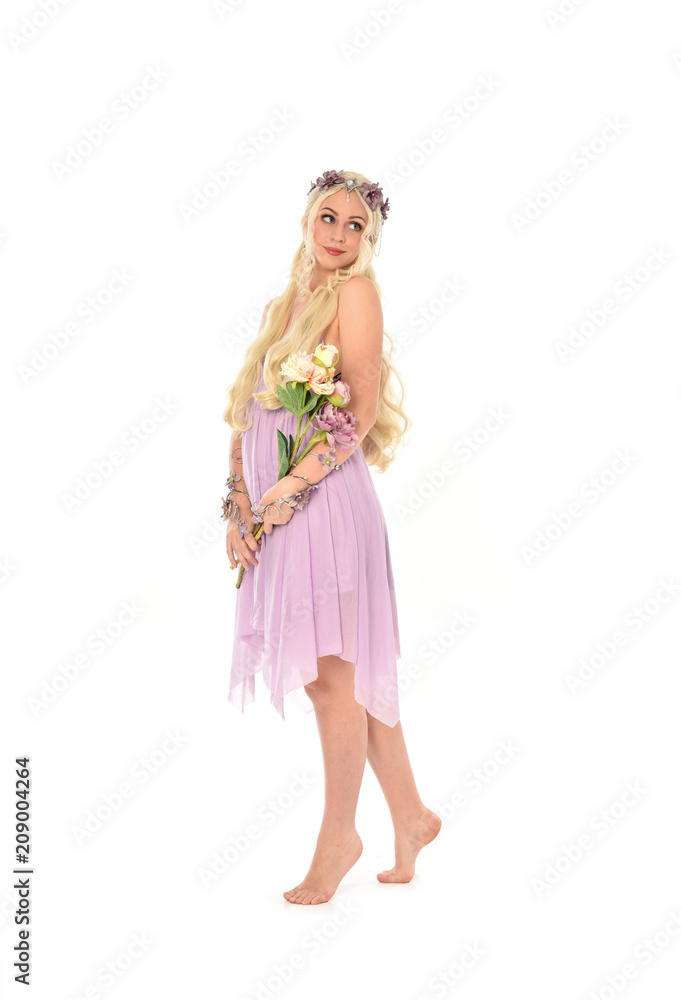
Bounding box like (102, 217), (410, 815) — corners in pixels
(307, 170), (346, 195)
(358, 182), (382, 211)
(305, 171), (390, 222)
(358, 182), (390, 221)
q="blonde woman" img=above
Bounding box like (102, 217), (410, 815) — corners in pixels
(223, 169), (441, 905)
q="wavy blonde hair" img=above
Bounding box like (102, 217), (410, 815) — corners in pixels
(222, 168), (411, 472)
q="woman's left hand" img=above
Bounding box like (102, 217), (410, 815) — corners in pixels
(254, 477), (301, 535)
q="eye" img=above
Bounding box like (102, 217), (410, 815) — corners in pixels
(321, 213), (362, 232)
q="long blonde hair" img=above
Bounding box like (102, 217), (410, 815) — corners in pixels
(222, 169), (411, 473)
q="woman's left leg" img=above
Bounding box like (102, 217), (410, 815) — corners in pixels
(283, 654), (366, 905)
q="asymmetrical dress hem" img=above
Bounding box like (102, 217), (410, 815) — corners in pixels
(228, 332), (402, 728)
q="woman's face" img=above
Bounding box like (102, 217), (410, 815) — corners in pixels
(310, 187), (369, 275)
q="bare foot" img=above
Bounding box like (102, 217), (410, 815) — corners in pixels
(283, 831), (363, 905)
(377, 807), (442, 883)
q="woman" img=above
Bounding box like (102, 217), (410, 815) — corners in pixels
(222, 169), (441, 905)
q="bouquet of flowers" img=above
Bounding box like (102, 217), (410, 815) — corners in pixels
(231, 342), (358, 588)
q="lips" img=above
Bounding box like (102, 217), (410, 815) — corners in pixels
(324, 246), (344, 255)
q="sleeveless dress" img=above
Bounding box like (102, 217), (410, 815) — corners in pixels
(228, 333), (402, 727)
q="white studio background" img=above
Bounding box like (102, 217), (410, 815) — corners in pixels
(1, 1), (680, 998)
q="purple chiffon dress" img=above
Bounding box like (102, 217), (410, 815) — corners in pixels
(228, 333), (402, 727)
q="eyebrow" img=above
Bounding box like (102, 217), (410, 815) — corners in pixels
(320, 206), (366, 222)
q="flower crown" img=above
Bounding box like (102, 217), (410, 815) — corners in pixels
(307, 169), (390, 222)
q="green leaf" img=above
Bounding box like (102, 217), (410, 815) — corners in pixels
(277, 427), (289, 454)
(292, 382), (305, 410)
(276, 383), (298, 414)
(303, 394), (320, 413)
(274, 383), (288, 406)
(286, 381), (309, 416)
(277, 429), (290, 474)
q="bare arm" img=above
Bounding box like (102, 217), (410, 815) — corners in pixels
(288, 275), (383, 482)
(255, 278), (383, 533)
(224, 298), (274, 569)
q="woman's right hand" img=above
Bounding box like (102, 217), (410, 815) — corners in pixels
(225, 503), (261, 572)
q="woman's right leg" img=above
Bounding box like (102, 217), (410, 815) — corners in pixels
(282, 655), (366, 904)
(366, 713), (442, 882)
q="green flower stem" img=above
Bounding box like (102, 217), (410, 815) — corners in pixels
(294, 432), (327, 466)
(288, 394), (326, 468)
(289, 416), (305, 468)
(235, 383), (330, 588)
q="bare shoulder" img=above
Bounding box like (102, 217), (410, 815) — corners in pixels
(337, 276), (382, 334)
(338, 275), (381, 309)
(336, 277), (384, 393)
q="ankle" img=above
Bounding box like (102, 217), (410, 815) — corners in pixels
(392, 804), (429, 833)
(317, 826), (359, 847)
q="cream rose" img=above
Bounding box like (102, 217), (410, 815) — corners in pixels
(308, 365), (336, 395)
(280, 355), (318, 384)
(313, 344), (339, 369)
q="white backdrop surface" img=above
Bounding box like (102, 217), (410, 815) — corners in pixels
(1, 1), (680, 998)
